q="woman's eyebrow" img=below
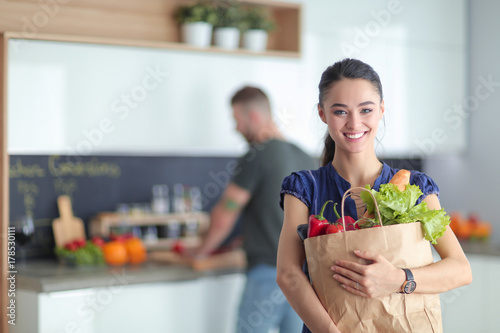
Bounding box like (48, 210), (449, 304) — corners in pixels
(330, 101), (375, 108)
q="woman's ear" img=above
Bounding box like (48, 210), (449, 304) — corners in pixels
(318, 104), (327, 124)
(380, 100), (385, 119)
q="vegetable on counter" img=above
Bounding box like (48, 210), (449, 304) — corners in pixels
(55, 234), (148, 266)
(450, 212), (492, 241)
(55, 238), (105, 266)
(308, 200), (333, 238)
(359, 169), (450, 244)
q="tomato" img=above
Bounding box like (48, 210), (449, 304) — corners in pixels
(172, 241), (185, 254)
(91, 236), (105, 248)
(109, 233), (127, 242)
(326, 223), (344, 234)
(73, 238), (86, 248)
(64, 242), (78, 251)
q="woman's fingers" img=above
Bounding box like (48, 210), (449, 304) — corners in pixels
(333, 274), (365, 295)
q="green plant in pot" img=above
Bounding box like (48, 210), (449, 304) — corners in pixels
(175, 1), (217, 48)
(213, 0), (244, 50)
(240, 6), (276, 52)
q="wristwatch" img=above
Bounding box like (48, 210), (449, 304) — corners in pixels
(400, 268), (416, 294)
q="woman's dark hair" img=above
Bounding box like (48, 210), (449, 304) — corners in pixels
(319, 58), (383, 166)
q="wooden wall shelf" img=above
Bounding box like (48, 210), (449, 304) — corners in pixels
(2, 31), (299, 58)
(0, 0), (301, 57)
(89, 211), (210, 250)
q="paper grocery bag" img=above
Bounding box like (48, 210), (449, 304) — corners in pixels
(303, 189), (443, 332)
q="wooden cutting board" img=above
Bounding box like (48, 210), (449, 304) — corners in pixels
(52, 195), (86, 248)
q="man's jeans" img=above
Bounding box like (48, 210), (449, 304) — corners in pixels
(237, 264), (302, 333)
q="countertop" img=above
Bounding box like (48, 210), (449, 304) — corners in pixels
(16, 241), (499, 294)
(459, 240), (500, 257)
(16, 259), (245, 293)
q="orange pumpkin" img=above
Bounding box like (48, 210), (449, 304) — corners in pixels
(103, 241), (129, 266)
(124, 237), (147, 264)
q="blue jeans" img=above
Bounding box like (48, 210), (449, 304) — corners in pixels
(236, 264), (302, 333)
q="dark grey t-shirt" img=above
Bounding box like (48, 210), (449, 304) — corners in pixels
(231, 139), (316, 269)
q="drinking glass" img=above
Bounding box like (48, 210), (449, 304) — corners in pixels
(13, 214), (35, 266)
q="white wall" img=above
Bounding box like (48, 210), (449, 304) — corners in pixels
(424, 0), (500, 243)
(8, 0), (467, 159)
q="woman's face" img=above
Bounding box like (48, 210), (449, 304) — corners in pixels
(318, 78), (384, 155)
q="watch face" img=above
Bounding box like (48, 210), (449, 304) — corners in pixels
(403, 281), (416, 294)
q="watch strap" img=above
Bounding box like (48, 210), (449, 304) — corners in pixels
(402, 268), (414, 281)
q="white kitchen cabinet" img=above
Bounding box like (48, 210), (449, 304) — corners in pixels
(12, 273), (245, 333)
(440, 254), (500, 332)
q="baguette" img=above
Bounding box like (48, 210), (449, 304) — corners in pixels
(389, 169), (411, 191)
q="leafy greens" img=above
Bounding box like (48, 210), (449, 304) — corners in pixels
(360, 183), (450, 244)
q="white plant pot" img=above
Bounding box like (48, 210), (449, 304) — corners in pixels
(213, 27), (240, 50)
(181, 22), (213, 48)
(243, 29), (268, 52)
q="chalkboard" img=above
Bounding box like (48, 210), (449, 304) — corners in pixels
(9, 154), (240, 258)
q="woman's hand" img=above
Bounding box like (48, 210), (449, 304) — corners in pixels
(330, 250), (406, 298)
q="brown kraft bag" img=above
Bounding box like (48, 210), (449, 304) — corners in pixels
(304, 187), (443, 333)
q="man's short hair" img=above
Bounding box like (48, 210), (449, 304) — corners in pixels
(230, 86), (271, 113)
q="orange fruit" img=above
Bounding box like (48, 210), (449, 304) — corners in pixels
(102, 241), (129, 266)
(124, 237), (147, 265)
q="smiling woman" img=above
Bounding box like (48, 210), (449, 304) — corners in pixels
(276, 58), (472, 333)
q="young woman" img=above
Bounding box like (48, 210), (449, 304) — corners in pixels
(276, 58), (472, 333)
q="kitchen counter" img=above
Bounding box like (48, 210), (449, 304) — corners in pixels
(16, 259), (245, 293)
(459, 240), (500, 257)
(17, 241), (498, 294)
(12, 260), (247, 333)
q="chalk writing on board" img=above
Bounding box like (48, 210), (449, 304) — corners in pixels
(9, 159), (45, 178)
(53, 179), (78, 198)
(48, 155), (121, 178)
(17, 181), (39, 216)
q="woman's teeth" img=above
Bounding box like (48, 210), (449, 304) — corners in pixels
(346, 133), (364, 139)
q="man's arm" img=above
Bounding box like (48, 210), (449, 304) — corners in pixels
(195, 182), (251, 256)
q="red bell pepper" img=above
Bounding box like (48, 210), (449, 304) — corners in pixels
(308, 200), (333, 238)
(332, 202), (357, 231)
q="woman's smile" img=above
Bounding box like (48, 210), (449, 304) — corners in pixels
(344, 132), (366, 141)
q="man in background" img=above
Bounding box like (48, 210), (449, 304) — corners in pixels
(195, 86), (316, 333)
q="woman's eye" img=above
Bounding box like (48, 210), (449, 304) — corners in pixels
(333, 110), (347, 115)
(361, 108), (373, 113)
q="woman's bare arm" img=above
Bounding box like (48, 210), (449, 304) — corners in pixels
(276, 194), (340, 333)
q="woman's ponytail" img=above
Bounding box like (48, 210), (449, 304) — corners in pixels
(321, 132), (335, 166)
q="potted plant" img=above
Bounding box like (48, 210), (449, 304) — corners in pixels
(175, 1), (217, 48)
(240, 6), (276, 52)
(213, 1), (244, 50)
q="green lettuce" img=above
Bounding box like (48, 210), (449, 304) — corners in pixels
(360, 183), (450, 244)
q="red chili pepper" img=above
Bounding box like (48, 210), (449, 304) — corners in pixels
(332, 202), (356, 231)
(308, 200), (333, 238)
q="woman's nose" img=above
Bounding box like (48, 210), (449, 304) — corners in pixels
(346, 113), (361, 129)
